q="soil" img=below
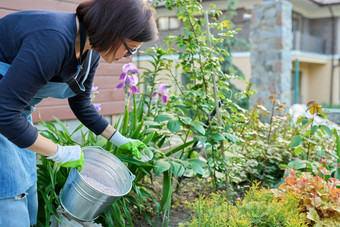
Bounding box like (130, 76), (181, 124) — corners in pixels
(132, 177), (202, 227)
(132, 176), (245, 227)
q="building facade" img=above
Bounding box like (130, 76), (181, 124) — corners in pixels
(137, 0), (340, 107)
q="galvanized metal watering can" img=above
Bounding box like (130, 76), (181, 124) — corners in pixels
(59, 147), (135, 221)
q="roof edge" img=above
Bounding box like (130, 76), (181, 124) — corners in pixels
(309, 0), (340, 7)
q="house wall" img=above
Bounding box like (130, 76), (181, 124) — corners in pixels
(150, 0), (340, 107)
(231, 56), (336, 106)
(298, 62), (310, 104)
(308, 62), (332, 104)
(292, 59), (337, 105)
(0, 0), (126, 124)
(231, 55), (251, 91)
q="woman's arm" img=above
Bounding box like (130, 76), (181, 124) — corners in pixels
(100, 124), (116, 140)
(27, 134), (58, 156)
(28, 133), (84, 171)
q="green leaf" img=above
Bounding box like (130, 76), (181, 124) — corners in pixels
(170, 161), (185, 177)
(290, 135), (303, 148)
(122, 106), (129, 135)
(225, 133), (238, 143)
(288, 159), (307, 170)
(131, 120), (144, 138)
(118, 156), (153, 166)
(189, 159), (207, 167)
(321, 125), (332, 137)
(302, 118), (309, 125)
(153, 159), (171, 175)
(333, 128), (340, 179)
(191, 121), (205, 135)
(93, 137), (107, 147)
(70, 123), (84, 137)
(310, 125), (318, 135)
(224, 151), (237, 158)
(130, 96), (137, 132)
(208, 132), (225, 141)
(165, 140), (195, 157)
(167, 119), (181, 134)
(194, 136), (207, 144)
(40, 131), (58, 142)
(335, 128), (340, 160)
(279, 164), (290, 168)
(155, 113), (174, 123)
(157, 136), (166, 148)
(317, 150), (325, 157)
(294, 147), (304, 155)
(296, 117), (304, 125)
(179, 116), (192, 125)
(143, 131), (155, 145)
(121, 199), (133, 225)
(317, 130), (323, 137)
(188, 160), (204, 175)
(160, 171), (171, 211)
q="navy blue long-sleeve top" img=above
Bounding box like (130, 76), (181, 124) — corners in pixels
(0, 10), (109, 148)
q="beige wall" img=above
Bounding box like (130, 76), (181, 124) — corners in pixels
(307, 61), (332, 104)
(298, 62), (310, 104)
(231, 56), (251, 91)
(232, 55), (339, 106)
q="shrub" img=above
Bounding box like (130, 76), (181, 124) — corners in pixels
(183, 183), (307, 226)
(272, 170), (340, 226)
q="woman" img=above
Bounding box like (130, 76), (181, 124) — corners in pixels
(0, 0), (158, 225)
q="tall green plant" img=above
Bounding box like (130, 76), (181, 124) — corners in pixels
(150, 0), (251, 193)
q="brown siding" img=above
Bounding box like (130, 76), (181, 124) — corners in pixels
(0, 0), (127, 123)
(31, 59), (129, 123)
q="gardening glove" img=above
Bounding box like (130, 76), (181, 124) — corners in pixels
(109, 131), (153, 162)
(46, 145), (84, 172)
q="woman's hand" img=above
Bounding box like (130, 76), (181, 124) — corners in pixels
(46, 145), (84, 171)
(109, 131), (152, 161)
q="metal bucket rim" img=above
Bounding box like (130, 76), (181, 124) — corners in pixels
(76, 168), (131, 197)
(80, 146), (135, 196)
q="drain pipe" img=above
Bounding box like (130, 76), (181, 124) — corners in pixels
(294, 58), (299, 104)
(329, 6), (336, 105)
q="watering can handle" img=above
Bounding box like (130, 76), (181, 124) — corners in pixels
(128, 169), (136, 182)
(84, 146), (136, 182)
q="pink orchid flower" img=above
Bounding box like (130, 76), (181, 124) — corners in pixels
(152, 84), (170, 104)
(94, 103), (101, 112)
(116, 63), (139, 96)
(122, 63), (140, 74)
(91, 84), (99, 94)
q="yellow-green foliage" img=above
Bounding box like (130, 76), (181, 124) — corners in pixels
(182, 183), (307, 227)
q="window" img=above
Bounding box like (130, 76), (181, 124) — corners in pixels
(157, 17), (180, 31)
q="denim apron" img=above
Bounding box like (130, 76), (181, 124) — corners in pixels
(0, 31), (92, 199)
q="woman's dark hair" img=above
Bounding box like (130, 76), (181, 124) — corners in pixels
(76, 0), (158, 54)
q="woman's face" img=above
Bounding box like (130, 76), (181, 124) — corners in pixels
(99, 40), (143, 63)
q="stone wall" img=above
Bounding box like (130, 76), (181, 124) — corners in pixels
(249, 0), (293, 111)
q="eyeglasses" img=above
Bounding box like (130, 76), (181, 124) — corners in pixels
(122, 39), (141, 57)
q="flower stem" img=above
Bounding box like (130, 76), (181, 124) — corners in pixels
(122, 94), (130, 135)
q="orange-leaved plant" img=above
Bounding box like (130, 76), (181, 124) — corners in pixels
(272, 168), (340, 226)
